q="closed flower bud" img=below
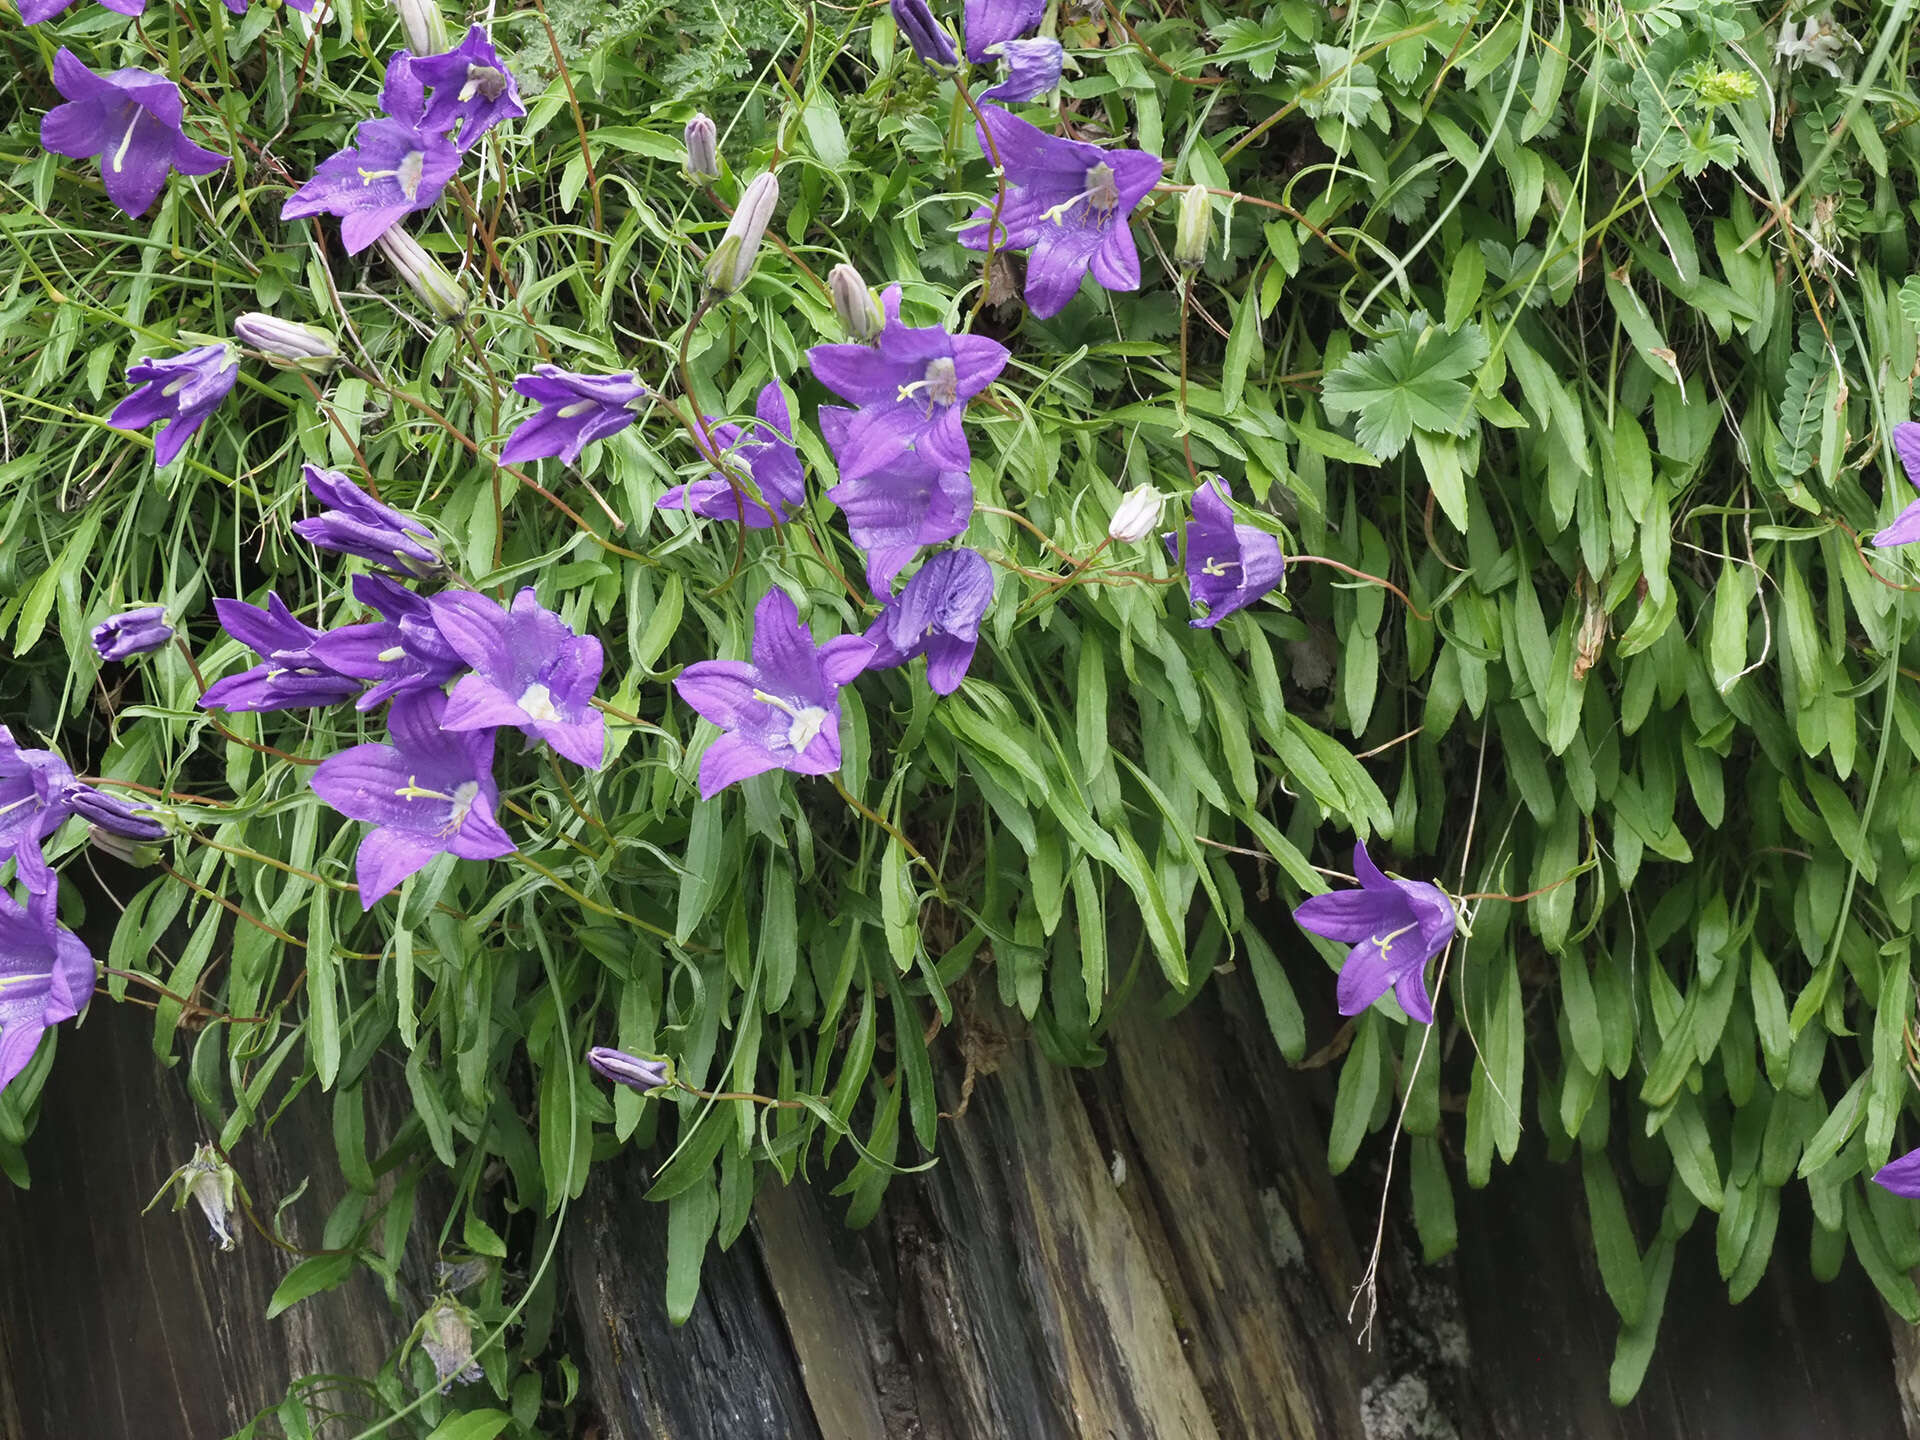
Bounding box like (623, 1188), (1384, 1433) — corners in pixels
(233, 313), (341, 374)
(372, 226), (468, 322)
(684, 112), (720, 183)
(394, 0), (448, 57)
(91, 605), (173, 661)
(66, 783), (167, 842)
(705, 172), (779, 295)
(1174, 183), (1212, 269)
(588, 1045), (672, 1093)
(150, 1144), (240, 1251)
(891, 0), (957, 66)
(829, 263), (885, 342)
(1108, 485), (1169, 543)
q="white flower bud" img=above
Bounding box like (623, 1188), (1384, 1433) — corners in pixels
(1174, 183), (1212, 269)
(372, 226), (468, 322)
(1108, 486), (1169, 543)
(705, 172), (779, 295)
(829, 263), (884, 342)
(233, 313), (342, 373)
(394, 0), (448, 57)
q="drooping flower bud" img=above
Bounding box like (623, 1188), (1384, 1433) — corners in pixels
(148, 1144), (241, 1251)
(705, 172), (779, 295)
(588, 1045), (672, 1093)
(891, 0), (958, 66)
(393, 0), (448, 58)
(1108, 485), (1169, 543)
(684, 112), (719, 183)
(65, 782), (167, 842)
(233, 313), (342, 374)
(829, 263), (885, 342)
(417, 1297), (484, 1391)
(91, 605), (173, 661)
(372, 226), (468, 322)
(1174, 183), (1212, 269)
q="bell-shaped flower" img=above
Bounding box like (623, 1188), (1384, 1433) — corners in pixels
(21, 0), (145, 23)
(979, 38), (1064, 103)
(806, 284), (1007, 485)
(199, 592), (364, 713)
(309, 575), (465, 711)
(820, 405), (974, 591)
(863, 548), (993, 694)
(1166, 475), (1284, 628)
(1870, 422), (1920, 546)
(387, 28), (525, 153)
(657, 382), (805, 528)
(500, 366), (647, 465)
(673, 589), (875, 798)
(92, 605), (173, 661)
(589, 1046), (672, 1093)
(430, 588), (607, 770)
(961, 105), (1164, 318)
(309, 690), (515, 909)
(39, 49), (228, 218)
(0, 729), (78, 894)
(292, 465), (446, 577)
(1108, 485), (1168, 543)
(109, 343), (239, 469)
(963, 0), (1045, 61)
(1293, 841), (1455, 1024)
(279, 115), (460, 255)
(0, 882), (95, 1094)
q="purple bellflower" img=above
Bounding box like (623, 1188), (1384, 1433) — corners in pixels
(429, 588), (607, 770)
(387, 29), (525, 153)
(279, 115), (460, 255)
(65, 784), (166, 842)
(589, 1046), (672, 1093)
(657, 382), (805, 528)
(92, 606), (173, 661)
(1293, 841), (1455, 1025)
(309, 690), (515, 909)
(293, 465), (446, 577)
(892, 0), (958, 66)
(963, 0), (1045, 61)
(109, 344), (240, 469)
(1875, 1147), (1920, 1198)
(40, 50), (227, 218)
(961, 105), (1164, 319)
(863, 548), (993, 694)
(980, 38), (1065, 103)
(1870, 422), (1920, 547)
(0, 884), (95, 1095)
(0, 729), (78, 894)
(820, 405), (975, 591)
(806, 284), (1007, 484)
(21, 0), (143, 22)
(1166, 476), (1285, 628)
(309, 574), (465, 711)
(500, 366), (647, 466)
(673, 589), (876, 798)
(199, 593), (364, 713)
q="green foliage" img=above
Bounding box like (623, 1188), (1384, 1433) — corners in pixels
(6, 0), (1920, 1429)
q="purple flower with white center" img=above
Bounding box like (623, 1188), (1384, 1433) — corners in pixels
(0, 883), (95, 1095)
(980, 38), (1065, 103)
(1165, 476), (1285, 628)
(657, 382), (805, 528)
(108, 344), (239, 469)
(388, 28), (525, 153)
(1871, 422), (1920, 547)
(820, 405), (975, 591)
(1875, 1147), (1920, 1198)
(963, 0), (1045, 61)
(199, 592), (364, 713)
(64, 783), (166, 842)
(309, 690), (515, 909)
(500, 366), (647, 466)
(673, 589), (876, 798)
(278, 115), (460, 256)
(961, 105), (1164, 319)
(308, 575), (465, 711)
(39, 50), (228, 218)
(430, 588), (607, 770)
(588, 1046), (672, 1092)
(92, 606), (173, 661)
(292, 465), (446, 577)
(892, 0), (958, 66)
(0, 729), (78, 895)
(806, 284), (1007, 485)
(863, 548), (993, 694)
(1292, 841), (1455, 1025)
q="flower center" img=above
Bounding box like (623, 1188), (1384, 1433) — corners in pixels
(556, 399), (600, 419)
(458, 64), (509, 103)
(110, 110), (142, 175)
(752, 689), (829, 753)
(445, 780), (480, 833)
(1200, 555), (1237, 577)
(896, 357), (959, 412)
(1039, 162), (1121, 226)
(377, 644), (408, 663)
(359, 149), (428, 201)
(1371, 921), (1419, 962)
(518, 682), (560, 723)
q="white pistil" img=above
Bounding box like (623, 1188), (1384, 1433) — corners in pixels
(1038, 162), (1120, 226)
(556, 399), (599, 419)
(894, 357), (959, 413)
(358, 150), (427, 200)
(518, 683), (560, 723)
(458, 65), (508, 103)
(394, 773), (455, 803)
(1370, 921), (1419, 961)
(377, 645), (408, 663)
(752, 688), (829, 753)
(111, 111), (142, 174)
(1201, 556), (1236, 577)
